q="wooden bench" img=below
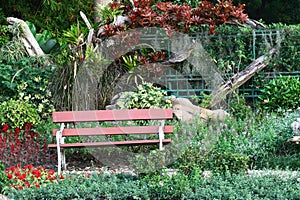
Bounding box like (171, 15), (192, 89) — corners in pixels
(48, 108), (174, 174)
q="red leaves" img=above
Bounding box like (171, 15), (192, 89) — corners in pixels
(0, 123), (53, 167)
(100, 0), (249, 37)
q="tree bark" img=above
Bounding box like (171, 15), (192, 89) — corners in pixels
(210, 48), (277, 108)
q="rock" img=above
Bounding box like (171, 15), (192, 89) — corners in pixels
(171, 96), (229, 122)
(291, 120), (300, 135)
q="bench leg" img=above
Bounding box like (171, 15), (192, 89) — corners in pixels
(61, 148), (66, 170)
(159, 120), (165, 151)
(56, 123), (65, 175)
(57, 148), (66, 175)
(57, 142), (62, 175)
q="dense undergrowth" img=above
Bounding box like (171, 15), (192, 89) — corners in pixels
(4, 171), (300, 200)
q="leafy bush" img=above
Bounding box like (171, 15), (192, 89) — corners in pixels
(0, 99), (40, 128)
(0, 23), (11, 48)
(0, 162), (8, 192)
(218, 111), (299, 170)
(228, 92), (252, 120)
(205, 151), (249, 174)
(259, 75), (300, 112)
(0, 58), (55, 119)
(6, 173), (149, 200)
(268, 24), (300, 72)
(118, 82), (172, 109)
(27, 22), (61, 54)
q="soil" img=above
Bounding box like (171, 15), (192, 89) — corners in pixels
(44, 148), (135, 174)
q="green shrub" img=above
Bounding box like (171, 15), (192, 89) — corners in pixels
(0, 58), (55, 119)
(6, 173), (149, 200)
(228, 92), (252, 120)
(0, 99), (40, 128)
(224, 111), (299, 170)
(0, 162), (8, 192)
(205, 151), (249, 174)
(171, 110), (299, 171)
(259, 75), (300, 112)
(5, 169), (300, 199)
(119, 82), (172, 109)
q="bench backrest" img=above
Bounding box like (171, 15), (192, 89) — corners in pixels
(53, 108), (173, 123)
(52, 108), (174, 137)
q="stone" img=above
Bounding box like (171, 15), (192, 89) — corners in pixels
(171, 96), (229, 123)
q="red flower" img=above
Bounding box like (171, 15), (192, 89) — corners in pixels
(24, 181), (30, 188)
(59, 174), (64, 179)
(1, 124), (9, 132)
(43, 138), (47, 151)
(7, 173), (13, 179)
(25, 123), (31, 135)
(86, 173), (91, 178)
(15, 127), (21, 134)
(32, 169), (41, 178)
(48, 169), (55, 175)
(17, 184), (23, 190)
(33, 182), (40, 188)
(19, 174), (26, 181)
(15, 171), (21, 177)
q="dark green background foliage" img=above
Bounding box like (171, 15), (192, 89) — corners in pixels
(0, 0), (94, 35)
(204, 24), (300, 73)
(234, 0), (300, 24)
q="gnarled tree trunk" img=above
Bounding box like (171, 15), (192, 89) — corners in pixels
(210, 48), (277, 107)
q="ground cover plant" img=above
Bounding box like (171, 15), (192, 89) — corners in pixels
(4, 170), (300, 200)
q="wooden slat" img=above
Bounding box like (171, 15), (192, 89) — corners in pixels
(52, 108), (173, 123)
(48, 139), (172, 148)
(52, 126), (174, 136)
